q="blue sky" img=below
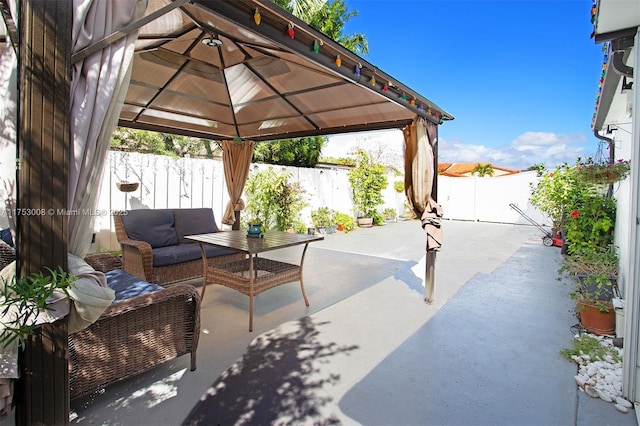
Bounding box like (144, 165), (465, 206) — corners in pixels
(339, 0), (606, 170)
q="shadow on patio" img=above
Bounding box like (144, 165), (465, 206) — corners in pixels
(183, 317), (357, 425)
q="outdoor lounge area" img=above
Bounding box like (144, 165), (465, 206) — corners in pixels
(2, 1), (640, 424)
(62, 219), (636, 425)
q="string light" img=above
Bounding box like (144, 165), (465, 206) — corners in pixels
(287, 23), (295, 39)
(354, 63), (362, 76)
(370, 75), (376, 86)
(382, 83), (388, 91)
(254, 8), (261, 25)
(313, 40), (322, 54)
(335, 55), (342, 67)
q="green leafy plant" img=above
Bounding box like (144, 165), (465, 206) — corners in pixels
(560, 333), (621, 363)
(311, 207), (335, 229)
(565, 194), (616, 255)
(334, 211), (355, 233)
(347, 149), (388, 218)
(560, 245), (619, 312)
(393, 181), (404, 193)
(0, 267), (75, 349)
(244, 168), (308, 232)
(383, 207), (397, 221)
(529, 162), (590, 232)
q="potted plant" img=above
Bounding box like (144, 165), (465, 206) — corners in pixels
(383, 207), (397, 223)
(561, 245), (619, 335)
(334, 211), (355, 233)
(246, 217), (264, 237)
(347, 149), (388, 227)
(311, 207), (335, 234)
(0, 267), (75, 349)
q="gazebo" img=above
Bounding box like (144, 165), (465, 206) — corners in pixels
(0, 0), (452, 423)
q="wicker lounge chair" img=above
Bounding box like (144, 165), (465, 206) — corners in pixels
(69, 253), (200, 399)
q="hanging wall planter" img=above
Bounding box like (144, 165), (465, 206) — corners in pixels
(116, 182), (139, 193)
(575, 160), (630, 185)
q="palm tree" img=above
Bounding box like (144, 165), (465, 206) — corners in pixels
(472, 163), (495, 177)
(274, 0), (327, 21)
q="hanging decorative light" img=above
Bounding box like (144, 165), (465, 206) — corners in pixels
(254, 8), (261, 25)
(287, 23), (295, 39)
(354, 63), (362, 76)
(335, 55), (342, 67)
(370, 75), (376, 86)
(313, 40), (322, 54)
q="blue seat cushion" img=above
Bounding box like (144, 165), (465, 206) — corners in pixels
(152, 243), (240, 267)
(0, 228), (13, 247)
(174, 208), (219, 243)
(122, 209), (178, 248)
(105, 269), (164, 302)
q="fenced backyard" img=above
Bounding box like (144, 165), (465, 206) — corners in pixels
(92, 151), (549, 252)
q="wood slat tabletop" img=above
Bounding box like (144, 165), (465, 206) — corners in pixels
(185, 230), (324, 255)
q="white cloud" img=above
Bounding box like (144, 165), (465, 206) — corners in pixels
(439, 131), (591, 170)
(326, 130), (593, 172)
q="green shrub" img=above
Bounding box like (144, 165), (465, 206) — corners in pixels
(244, 168), (308, 231)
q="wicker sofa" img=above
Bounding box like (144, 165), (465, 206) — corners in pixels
(69, 253), (200, 400)
(113, 208), (244, 285)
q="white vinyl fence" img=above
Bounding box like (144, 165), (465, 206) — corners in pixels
(92, 151), (550, 251)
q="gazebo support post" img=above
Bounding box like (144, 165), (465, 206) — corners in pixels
(424, 123), (438, 304)
(15, 0), (71, 424)
(425, 251), (436, 304)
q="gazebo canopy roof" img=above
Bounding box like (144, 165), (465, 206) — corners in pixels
(69, 0), (453, 142)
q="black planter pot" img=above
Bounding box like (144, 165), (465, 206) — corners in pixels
(576, 274), (616, 301)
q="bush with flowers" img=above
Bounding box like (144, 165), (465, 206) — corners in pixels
(564, 193), (616, 255)
(530, 159), (619, 301)
(529, 162), (591, 232)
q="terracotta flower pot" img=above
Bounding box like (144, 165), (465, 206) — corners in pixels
(578, 299), (615, 335)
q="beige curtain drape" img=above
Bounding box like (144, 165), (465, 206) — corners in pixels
(0, 38), (17, 238)
(403, 117), (443, 303)
(222, 140), (255, 226)
(68, 0), (147, 257)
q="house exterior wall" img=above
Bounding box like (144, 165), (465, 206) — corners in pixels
(596, 28), (640, 402)
(628, 30), (640, 402)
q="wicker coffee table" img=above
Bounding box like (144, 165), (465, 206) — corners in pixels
(186, 230), (323, 331)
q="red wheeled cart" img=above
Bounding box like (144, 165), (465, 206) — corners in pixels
(509, 203), (563, 247)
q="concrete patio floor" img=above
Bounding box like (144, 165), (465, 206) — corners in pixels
(68, 220), (638, 425)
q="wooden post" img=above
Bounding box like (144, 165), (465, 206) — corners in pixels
(15, 0), (71, 424)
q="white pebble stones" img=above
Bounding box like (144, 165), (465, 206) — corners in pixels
(570, 333), (633, 414)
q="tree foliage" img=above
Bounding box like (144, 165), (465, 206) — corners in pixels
(273, 0), (368, 55)
(111, 127), (221, 159)
(253, 137), (326, 167)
